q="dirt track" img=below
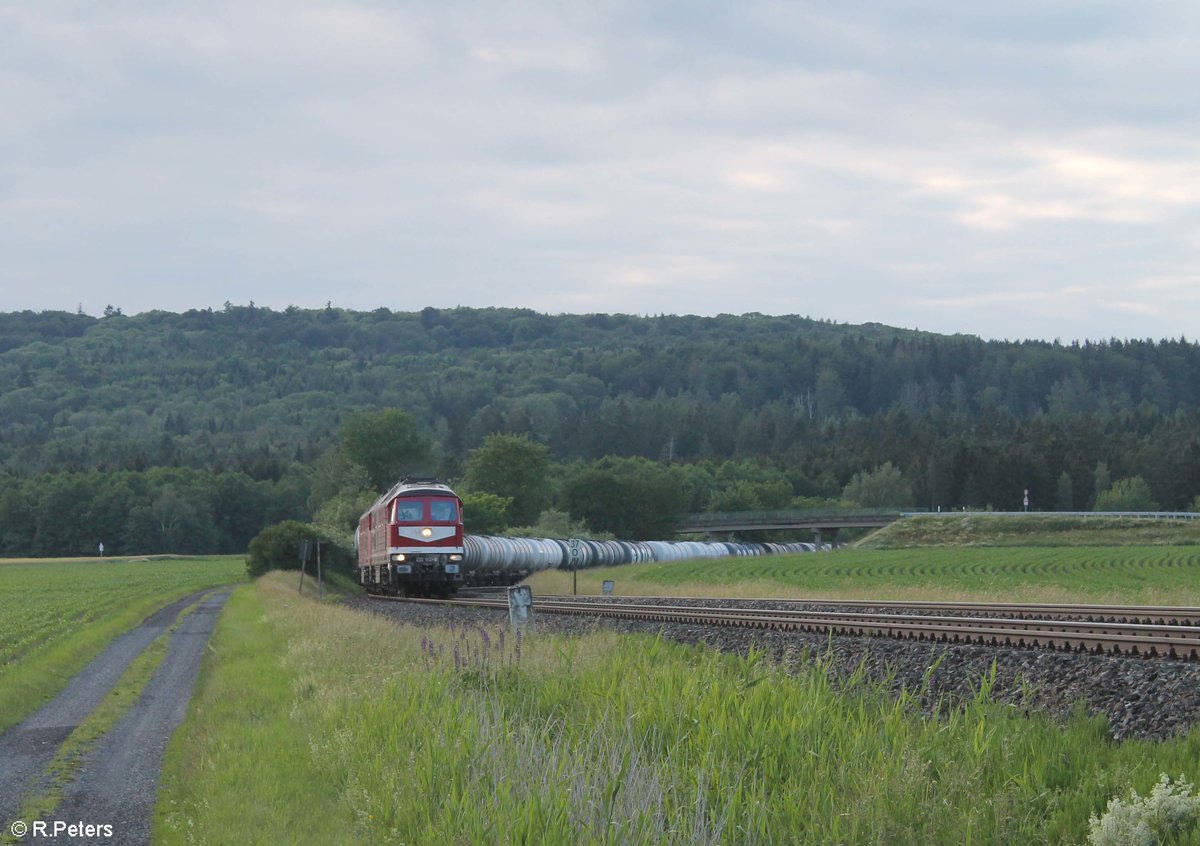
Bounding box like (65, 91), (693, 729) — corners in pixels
(1, 590), (230, 846)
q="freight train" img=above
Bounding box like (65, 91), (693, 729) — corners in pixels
(356, 478), (820, 596)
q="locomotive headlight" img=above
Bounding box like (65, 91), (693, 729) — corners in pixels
(391, 553), (406, 562)
(421, 527), (433, 538)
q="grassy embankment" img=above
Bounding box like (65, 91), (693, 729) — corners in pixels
(0, 555), (245, 733)
(158, 572), (1200, 845)
(860, 513), (1200, 549)
(527, 515), (1200, 605)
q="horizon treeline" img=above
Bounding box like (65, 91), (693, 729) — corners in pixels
(1, 304), (1198, 555)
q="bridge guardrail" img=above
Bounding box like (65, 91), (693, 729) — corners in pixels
(679, 507), (921, 528)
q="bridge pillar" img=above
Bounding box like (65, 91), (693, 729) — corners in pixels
(813, 527), (839, 549)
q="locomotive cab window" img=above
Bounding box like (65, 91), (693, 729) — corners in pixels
(395, 502), (424, 522)
(429, 500), (458, 522)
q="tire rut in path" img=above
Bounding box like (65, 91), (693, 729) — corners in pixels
(40, 590), (232, 846)
(0, 591), (213, 828)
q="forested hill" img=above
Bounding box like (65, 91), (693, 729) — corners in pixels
(2, 305), (1199, 556)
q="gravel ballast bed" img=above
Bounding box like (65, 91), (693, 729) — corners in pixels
(347, 596), (1200, 742)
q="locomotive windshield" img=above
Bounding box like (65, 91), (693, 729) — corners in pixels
(395, 502), (423, 522)
(392, 498), (459, 523)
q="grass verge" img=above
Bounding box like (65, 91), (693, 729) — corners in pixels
(155, 583), (350, 845)
(158, 573), (1200, 845)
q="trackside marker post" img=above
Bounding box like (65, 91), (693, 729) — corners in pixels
(569, 539), (581, 596)
(298, 539), (325, 598)
(298, 540), (310, 594)
(508, 585), (533, 633)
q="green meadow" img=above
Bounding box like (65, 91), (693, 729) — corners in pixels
(0, 555), (245, 733)
(527, 545), (1200, 605)
(157, 573), (1200, 845)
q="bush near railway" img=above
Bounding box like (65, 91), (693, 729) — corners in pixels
(245, 521), (350, 578)
(1087, 774), (1200, 846)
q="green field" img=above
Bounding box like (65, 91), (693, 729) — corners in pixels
(158, 574), (1200, 845)
(527, 546), (1200, 605)
(0, 555), (245, 733)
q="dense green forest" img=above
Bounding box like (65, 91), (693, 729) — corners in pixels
(2, 304), (1199, 556)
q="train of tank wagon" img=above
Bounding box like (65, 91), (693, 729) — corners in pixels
(355, 477), (821, 597)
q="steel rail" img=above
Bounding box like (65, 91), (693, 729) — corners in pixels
(536, 595), (1200, 626)
(369, 594), (1200, 660)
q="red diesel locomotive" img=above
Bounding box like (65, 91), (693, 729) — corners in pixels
(355, 477), (465, 596)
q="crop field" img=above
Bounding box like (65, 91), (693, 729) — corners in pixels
(159, 574), (1200, 845)
(527, 546), (1200, 605)
(0, 555), (245, 733)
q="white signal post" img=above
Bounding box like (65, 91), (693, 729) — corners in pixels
(569, 539), (580, 596)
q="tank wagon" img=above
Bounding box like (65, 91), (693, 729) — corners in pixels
(358, 479), (823, 595)
(461, 536), (818, 584)
(356, 477), (465, 596)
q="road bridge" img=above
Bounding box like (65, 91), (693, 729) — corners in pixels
(676, 508), (908, 546)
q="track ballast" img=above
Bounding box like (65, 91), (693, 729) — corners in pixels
(368, 594), (1200, 660)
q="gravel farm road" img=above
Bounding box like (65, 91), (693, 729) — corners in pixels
(1, 590), (231, 846)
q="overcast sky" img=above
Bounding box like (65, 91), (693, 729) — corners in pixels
(3, 2), (1199, 341)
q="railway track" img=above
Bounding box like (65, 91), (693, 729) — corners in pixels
(368, 593), (1200, 660)
(535, 595), (1200, 626)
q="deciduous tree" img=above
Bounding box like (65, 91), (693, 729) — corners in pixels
(340, 409), (430, 491)
(842, 462), (914, 508)
(1094, 477), (1159, 512)
(463, 434), (550, 525)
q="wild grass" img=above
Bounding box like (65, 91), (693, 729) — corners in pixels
(527, 546), (1200, 606)
(155, 584), (350, 846)
(0, 555), (245, 733)
(159, 572), (1200, 845)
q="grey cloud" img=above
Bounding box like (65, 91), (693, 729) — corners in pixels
(2, 1), (1198, 341)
